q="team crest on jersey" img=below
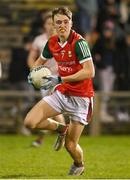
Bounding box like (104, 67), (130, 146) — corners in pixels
(68, 51), (72, 57)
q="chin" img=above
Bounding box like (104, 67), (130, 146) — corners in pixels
(60, 33), (65, 38)
(59, 31), (65, 35)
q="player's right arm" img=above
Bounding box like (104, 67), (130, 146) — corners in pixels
(27, 37), (41, 69)
(31, 56), (46, 68)
(32, 41), (53, 69)
(28, 49), (39, 69)
(28, 40), (57, 89)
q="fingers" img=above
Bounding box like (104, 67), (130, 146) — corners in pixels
(42, 76), (52, 81)
(41, 81), (52, 90)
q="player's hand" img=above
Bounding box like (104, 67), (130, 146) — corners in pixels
(41, 75), (62, 90)
(40, 80), (52, 90)
(44, 75), (62, 85)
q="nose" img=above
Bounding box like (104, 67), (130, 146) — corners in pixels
(60, 22), (66, 27)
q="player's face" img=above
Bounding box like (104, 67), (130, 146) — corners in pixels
(53, 14), (72, 42)
(44, 17), (55, 37)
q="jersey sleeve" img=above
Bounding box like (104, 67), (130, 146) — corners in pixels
(40, 41), (53, 60)
(75, 39), (92, 64)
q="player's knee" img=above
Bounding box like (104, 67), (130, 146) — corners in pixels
(24, 113), (36, 129)
(65, 140), (76, 152)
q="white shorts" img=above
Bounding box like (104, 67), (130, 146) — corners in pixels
(43, 90), (93, 125)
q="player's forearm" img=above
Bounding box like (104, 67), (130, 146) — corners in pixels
(62, 68), (95, 82)
(28, 50), (39, 69)
(62, 60), (95, 82)
(32, 57), (46, 69)
(28, 56), (36, 69)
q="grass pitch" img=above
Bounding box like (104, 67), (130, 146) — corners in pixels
(0, 134), (130, 179)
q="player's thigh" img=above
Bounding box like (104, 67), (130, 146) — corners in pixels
(65, 121), (84, 145)
(24, 99), (60, 126)
(54, 114), (65, 124)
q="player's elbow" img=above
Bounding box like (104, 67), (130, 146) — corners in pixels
(86, 69), (95, 79)
(91, 70), (95, 78)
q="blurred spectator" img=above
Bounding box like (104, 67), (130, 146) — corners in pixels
(73, 0), (98, 43)
(119, 0), (130, 29)
(8, 36), (34, 135)
(96, 0), (120, 33)
(114, 25), (130, 121)
(8, 36), (32, 87)
(92, 20), (117, 122)
(115, 25), (130, 91)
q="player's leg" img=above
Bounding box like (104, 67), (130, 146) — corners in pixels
(64, 96), (93, 175)
(65, 121), (85, 175)
(27, 89), (69, 147)
(53, 114), (70, 151)
(31, 114), (66, 147)
(54, 114), (65, 124)
(31, 89), (54, 147)
(24, 99), (61, 131)
(24, 90), (69, 136)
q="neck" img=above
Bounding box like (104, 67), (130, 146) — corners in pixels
(59, 33), (70, 44)
(60, 37), (66, 44)
(59, 30), (72, 44)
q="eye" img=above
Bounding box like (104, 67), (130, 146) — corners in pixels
(64, 20), (69, 24)
(55, 20), (62, 25)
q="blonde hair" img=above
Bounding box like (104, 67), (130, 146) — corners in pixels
(52, 7), (72, 20)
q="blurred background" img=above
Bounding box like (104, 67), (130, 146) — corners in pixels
(0, 0), (130, 136)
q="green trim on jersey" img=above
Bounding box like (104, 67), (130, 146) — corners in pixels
(75, 39), (92, 63)
(42, 41), (53, 59)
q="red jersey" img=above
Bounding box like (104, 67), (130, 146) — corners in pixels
(41, 30), (94, 97)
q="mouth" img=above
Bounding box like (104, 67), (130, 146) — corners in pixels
(59, 28), (65, 33)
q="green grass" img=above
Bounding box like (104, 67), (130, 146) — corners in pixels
(0, 135), (130, 179)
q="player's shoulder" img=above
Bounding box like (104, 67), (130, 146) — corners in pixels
(69, 30), (84, 44)
(72, 30), (83, 40)
(73, 31), (89, 46)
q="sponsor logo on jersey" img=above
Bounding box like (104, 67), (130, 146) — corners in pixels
(59, 66), (73, 72)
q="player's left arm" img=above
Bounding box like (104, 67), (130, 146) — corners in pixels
(62, 40), (95, 82)
(62, 60), (95, 82)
